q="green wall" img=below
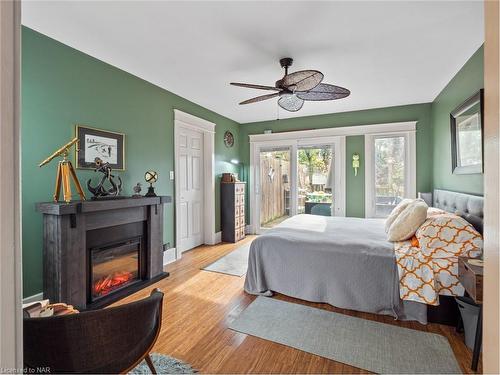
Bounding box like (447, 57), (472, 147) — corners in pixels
(346, 136), (365, 217)
(239, 103), (433, 218)
(431, 46), (484, 194)
(22, 27), (240, 297)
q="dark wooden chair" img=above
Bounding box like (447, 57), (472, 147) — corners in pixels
(24, 289), (164, 374)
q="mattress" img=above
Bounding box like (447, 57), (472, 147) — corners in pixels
(244, 214), (427, 323)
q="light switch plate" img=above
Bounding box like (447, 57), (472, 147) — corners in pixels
(169, 171), (174, 180)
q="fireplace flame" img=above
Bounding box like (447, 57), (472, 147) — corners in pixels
(93, 271), (134, 297)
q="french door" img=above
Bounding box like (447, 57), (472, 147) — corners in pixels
(253, 138), (344, 233)
(258, 147), (292, 229)
(297, 145), (334, 217)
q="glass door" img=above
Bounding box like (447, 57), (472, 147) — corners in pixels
(297, 145), (334, 216)
(259, 148), (291, 229)
(374, 135), (406, 217)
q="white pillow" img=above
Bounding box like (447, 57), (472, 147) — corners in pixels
(387, 200), (428, 242)
(384, 198), (414, 233)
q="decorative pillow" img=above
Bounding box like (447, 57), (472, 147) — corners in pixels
(384, 198), (414, 233)
(387, 200), (428, 242)
(415, 213), (482, 258)
(427, 207), (447, 217)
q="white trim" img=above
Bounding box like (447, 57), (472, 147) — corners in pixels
(212, 231), (222, 244)
(22, 293), (44, 305)
(248, 121), (417, 143)
(364, 136), (374, 218)
(364, 131), (417, 218)
(163, 248), (177, 266)
(174, 110), (216, 259)
(173, 109), (215, 133)
(0, 0), (22, 370)
(335, 136), (347, 216)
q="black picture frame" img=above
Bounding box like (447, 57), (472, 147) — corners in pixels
(75, 125), (125, 170)
(450, 89), (484, 175)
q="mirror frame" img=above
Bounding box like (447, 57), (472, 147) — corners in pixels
(450, 89), (484, 175)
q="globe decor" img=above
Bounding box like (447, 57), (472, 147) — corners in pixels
(144, 170), (158, 197)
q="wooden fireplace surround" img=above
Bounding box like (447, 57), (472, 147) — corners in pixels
(36, 196), (171, 309)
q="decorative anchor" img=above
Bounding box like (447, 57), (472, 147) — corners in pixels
(87, 157), (123, 199)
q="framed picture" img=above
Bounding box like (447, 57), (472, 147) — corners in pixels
(450, 89), (484, 175)
(75, 125), (125, 170)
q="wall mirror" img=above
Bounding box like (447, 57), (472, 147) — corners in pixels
(450, 89), (484, 174)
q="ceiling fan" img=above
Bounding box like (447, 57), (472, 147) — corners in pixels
(230, 57), (350, 112)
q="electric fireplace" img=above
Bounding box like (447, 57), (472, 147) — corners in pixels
(90, 237), (142, 302)
(36, 196), (171, 310)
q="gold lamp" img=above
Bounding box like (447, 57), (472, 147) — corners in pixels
(39, 137), (86, 203)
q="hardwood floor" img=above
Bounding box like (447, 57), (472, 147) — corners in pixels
(115, 236), (482, 374)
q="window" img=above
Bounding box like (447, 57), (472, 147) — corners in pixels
(365, 132), (416, 218)
(297, 146), (334, 216)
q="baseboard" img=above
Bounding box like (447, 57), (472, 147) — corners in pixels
(163, 247), (177, 266)
(213, 231), (222, 244)
(23, 292), (44, 304)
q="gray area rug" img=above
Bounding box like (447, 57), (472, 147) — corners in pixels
(229, 297), (462, 374)
(202, 242), (251, 276)
(130, 353), (196, 374)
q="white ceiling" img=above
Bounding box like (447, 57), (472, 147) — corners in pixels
(22, 1), (484, 124)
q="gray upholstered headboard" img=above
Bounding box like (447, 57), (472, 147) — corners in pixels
(428, 189), (484, 234)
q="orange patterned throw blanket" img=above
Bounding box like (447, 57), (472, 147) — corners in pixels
(395, 210), (482, 305)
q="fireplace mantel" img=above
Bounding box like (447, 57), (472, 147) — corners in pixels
(36, 196), (171, 309)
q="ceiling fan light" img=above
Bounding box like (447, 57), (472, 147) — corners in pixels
(278, 95), (304, 112)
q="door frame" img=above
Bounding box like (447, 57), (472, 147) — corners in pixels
(483, 0), (500, 371)
(249, 136), (346, 234)
(0, 0), (23, 369)
(174, 110), (216, 259)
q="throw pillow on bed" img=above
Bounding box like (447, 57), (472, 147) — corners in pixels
(415, 213), (482, 258)
(384, 198), (414, 233)
(427, 207), (447, 217)
(387, 199), (428, 242)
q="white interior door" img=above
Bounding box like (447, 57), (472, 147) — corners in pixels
(177, 126), (204, 253)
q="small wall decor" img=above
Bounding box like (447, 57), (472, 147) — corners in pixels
(76, 125), (125, 170)
(87, 157), (123, 199)
(224, 130), (234, 148)
(144, 170), (158, 197)
(352, 153), (360, 176)
(450, 89), (484, 174)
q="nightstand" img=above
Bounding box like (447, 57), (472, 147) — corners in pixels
(458, 256), (483, 371)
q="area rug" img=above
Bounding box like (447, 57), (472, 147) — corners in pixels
(130, 353), (196, 374)
(201, 242), (251, 276)
(229, 297), (462, 374)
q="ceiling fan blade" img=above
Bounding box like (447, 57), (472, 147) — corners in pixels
(281, 70), (323, 92)
(278, 94), (304, 112)
(239, 92), (280, 105)
(231, 82), (281, 91)
(296, 83), (351, 101)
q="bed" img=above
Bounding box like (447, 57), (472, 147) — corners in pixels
(244, 189), (484, 324)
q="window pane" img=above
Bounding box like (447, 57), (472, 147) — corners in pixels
(297, 146), (333, 216)
(375, 137), (405, 217)
(259, 149), (291, 228)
